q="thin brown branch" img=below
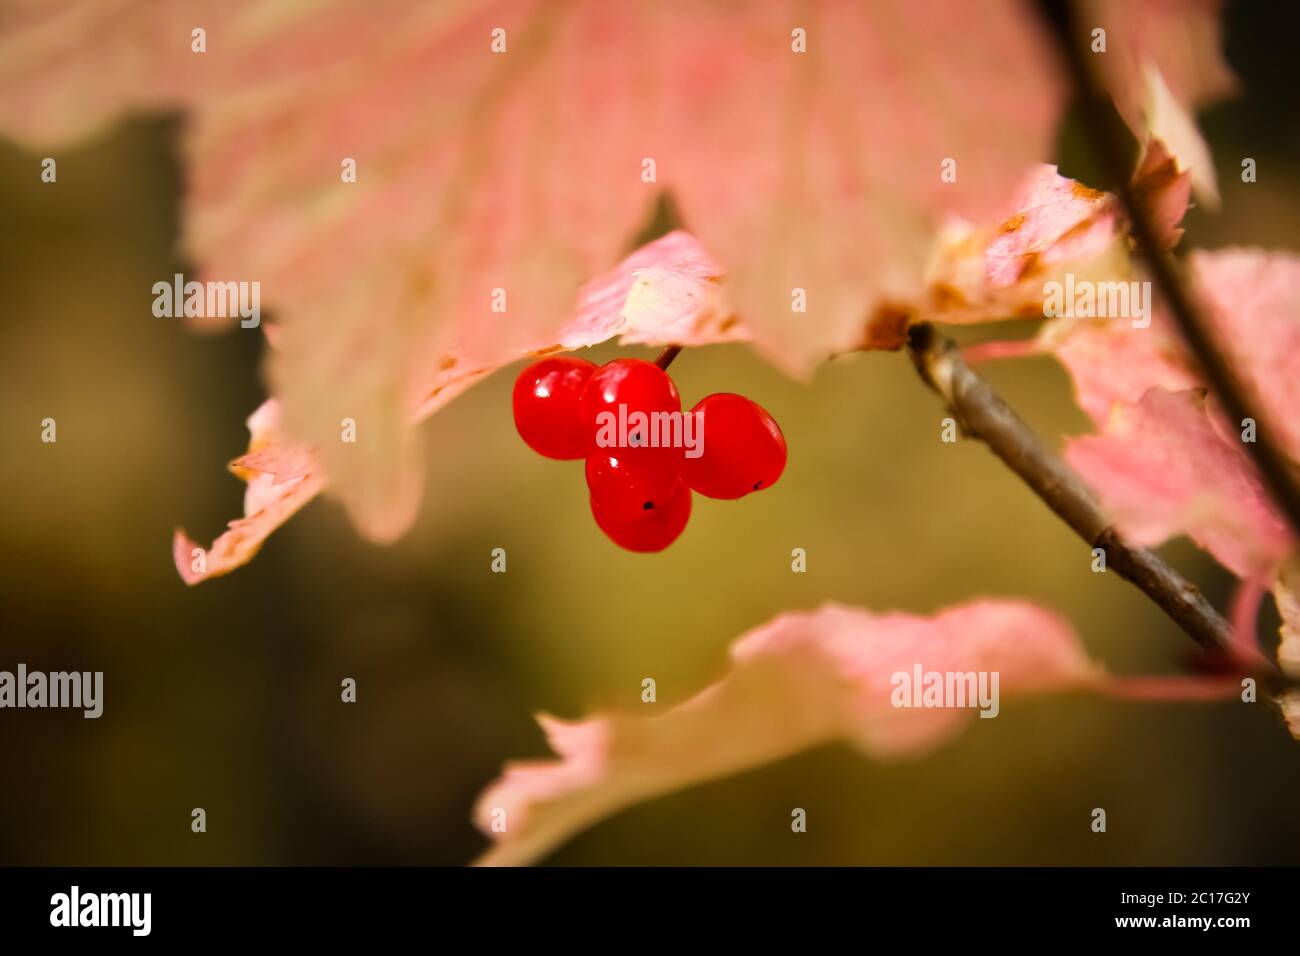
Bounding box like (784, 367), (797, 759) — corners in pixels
(654, 344), (683, 370)
(908, 323), (1300, 695)
(1033, 0), (1300, 536)
(908, 322), (1231, 651)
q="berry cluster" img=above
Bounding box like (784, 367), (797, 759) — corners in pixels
(513, 355), (787, 551)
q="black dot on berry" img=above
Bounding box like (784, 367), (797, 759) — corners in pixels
(753, 481), (763, 490)
(643, 501), (654, 511)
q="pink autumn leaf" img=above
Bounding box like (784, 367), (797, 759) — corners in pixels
(925, 137), (1195, 331)
(1085, 0), (1236, 122)
(1138, 70), (1218, 210)
(1187, 249), (1300, 458)
(1065, 387), (1293, 580)
(173, 400), (324, 585)
(555, 230), (742, 351)
(951, 149), (1188, 403)
(473, 600), (1104, 866)
(1085, 0), (1236, 204)
(969, 245), (1299, 451)
(982, 176), (1121, 289)
(1043, 311), (1200, 425)
(925, 165), (1130, 323)
(1044, 248), (1300, 435)
(1131, 138), (1194, 251)
(173, 230), (740, 583)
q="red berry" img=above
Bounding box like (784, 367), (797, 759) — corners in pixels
(512, 356), (596, 459)
(590, 482), (692, 552)
(585, 451), (684, 521)
(681, 393), (786, 499)
(579, 358), (681, 453)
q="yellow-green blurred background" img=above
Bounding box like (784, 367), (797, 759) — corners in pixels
(2, 1), (1300, 865)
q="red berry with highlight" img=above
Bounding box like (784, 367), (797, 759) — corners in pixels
(586, 451), (684, 521)
(512, 356), (596, 460)
(590, 482), (692, 552)
(578, 358), (681, 452)
(682, 393), (786, 499)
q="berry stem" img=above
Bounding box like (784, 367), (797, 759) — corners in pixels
(654, 345), (683, 370)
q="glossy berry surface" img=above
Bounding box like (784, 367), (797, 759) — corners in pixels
(586, 451), (684, 521)
(514, 349), (787, 553)
(590, 482), (692, 552)
(512, 356), (597, 459)
(578, 358), (681, 452)
(681, 393), (787, 499)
